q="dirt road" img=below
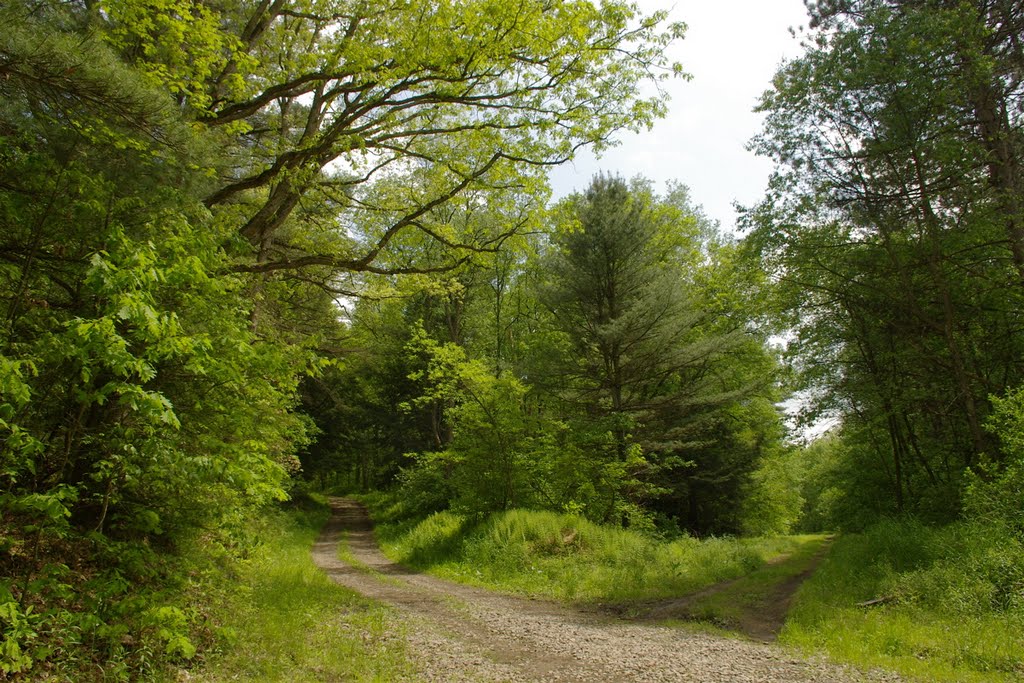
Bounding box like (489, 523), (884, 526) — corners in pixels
(311, 497), (897, 683)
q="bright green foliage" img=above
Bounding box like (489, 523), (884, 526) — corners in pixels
(0, 33), (304, 516)
(93, 0), (686, 282)
(739, 446), (806, 537)
(99, 0), (250, 112)
(402, 324), (533, 513)
(0, 2), (308, 676)
(964, 385), (1024, 536)
(0, 0), (303, 528)
(322, 176), (786, 535)
(2, 0), (685, 674)
(0, 591), (38, 675)
(786, 434), (852, 532)
(989, 386), (1024, 461)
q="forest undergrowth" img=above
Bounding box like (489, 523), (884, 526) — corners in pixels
(783, 518), (1024, 683)
(0, 493), (416, 682)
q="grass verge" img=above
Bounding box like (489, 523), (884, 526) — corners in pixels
(782, 518), (1024, 682)
(190, 495), (418, 682)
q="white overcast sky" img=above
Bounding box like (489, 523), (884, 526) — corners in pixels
(547, 0), (811, 233)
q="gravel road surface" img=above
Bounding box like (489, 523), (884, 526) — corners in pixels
(311, 497), (900, 683)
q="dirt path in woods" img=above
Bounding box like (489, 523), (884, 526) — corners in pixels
(311, 497), (897, 683)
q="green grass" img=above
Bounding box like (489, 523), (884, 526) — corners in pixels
(782, 518), (1024, 682)
(361, 492), (809, 604)
(190, 497), (419, 682)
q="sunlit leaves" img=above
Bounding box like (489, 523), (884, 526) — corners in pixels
(99, 0), (250, 113)
(91, 0), (685, 280)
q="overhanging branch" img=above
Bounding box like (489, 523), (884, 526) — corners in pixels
(228, 254), (471, 275)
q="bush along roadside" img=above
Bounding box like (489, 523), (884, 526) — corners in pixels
(1, 503), (215, 680)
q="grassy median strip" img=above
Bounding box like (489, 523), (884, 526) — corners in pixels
(362, 492), (1024, 682)
(362, 492), (807, 604)
(678, 535), (829, 629)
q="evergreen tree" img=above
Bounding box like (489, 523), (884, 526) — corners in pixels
(543, 176), (780, 531)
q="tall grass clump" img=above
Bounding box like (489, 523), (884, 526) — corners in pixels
(368, 500), (805, 603)
(783, 517), (1024, 682)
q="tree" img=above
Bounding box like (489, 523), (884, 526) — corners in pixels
(541, 176), (781, 530)
(0, 0), (303, 533)
(291, 188), (549, 500)
(1, 0), (689, 675)
(89, 0), (686, 280)
(0, 5), (322, 674)
(746, 0), (1024, 520)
